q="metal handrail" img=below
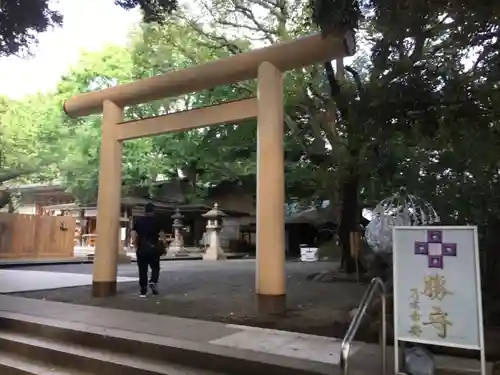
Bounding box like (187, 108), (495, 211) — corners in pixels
(340, 277), (387, 375)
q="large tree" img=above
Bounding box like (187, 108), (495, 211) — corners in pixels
(315, 0), (500, 274)
(165, 0), (500, 274)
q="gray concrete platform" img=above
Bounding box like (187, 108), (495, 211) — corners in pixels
(0, 256), (200, 268)
(0, 295), (490, 374)
(0, 258), (94, 268)
(0, 270), (137, 293)
(0, 253), (248, 268)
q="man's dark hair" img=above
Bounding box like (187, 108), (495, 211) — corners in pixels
(145, 203), (155, 214)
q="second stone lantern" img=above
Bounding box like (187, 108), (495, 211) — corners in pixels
(202, 203), (227, 261)
(167, 208), (185, 257)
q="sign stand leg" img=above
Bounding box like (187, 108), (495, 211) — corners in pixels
(473, 226), (487, 375)
(394, 339), (399, 374)
(355, 255), (359, 283)
(480, 346), (486, 375)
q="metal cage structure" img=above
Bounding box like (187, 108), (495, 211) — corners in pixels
(365, 187), (440, 254)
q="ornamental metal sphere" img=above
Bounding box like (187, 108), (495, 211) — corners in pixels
(365, 187), (440, 254)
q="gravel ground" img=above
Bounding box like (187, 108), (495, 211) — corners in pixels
(10, 260), (369, 338)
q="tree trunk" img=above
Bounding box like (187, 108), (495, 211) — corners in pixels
(338, 173), (366, 275)
(484, 217), (500, 298)
(338, 175), (359, 274)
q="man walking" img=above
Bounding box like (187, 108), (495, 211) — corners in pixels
(131, 203), (165, 297)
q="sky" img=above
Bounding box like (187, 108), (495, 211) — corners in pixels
(0, 0), (141, 99)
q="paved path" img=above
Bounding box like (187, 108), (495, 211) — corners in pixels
(10, 260), (367, 338)
(0, 269), (137, 293)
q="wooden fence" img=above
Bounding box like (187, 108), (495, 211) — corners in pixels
(0, 213), (76, 259)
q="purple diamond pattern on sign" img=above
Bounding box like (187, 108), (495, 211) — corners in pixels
(442, 243), (457, 256)
(414, 230), (457, 269)
(427, 230), (443, 243)
(428, 255), (443, 269)
(414, 242), (429, 255)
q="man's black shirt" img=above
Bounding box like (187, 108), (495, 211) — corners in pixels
(133, 215), (161, 247)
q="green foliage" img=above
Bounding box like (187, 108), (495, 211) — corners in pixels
(1, 0), (499, 239)
(309, 0), (361, 35)
(126, 20), (258, 193)
(14, 20), (258, 203)
(55, 44), (164, 203)
(114, 0), (177, 23)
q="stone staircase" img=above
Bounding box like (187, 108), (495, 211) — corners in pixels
(0, 314), (335, 375)
(0, 317), (222, 374)
(0, 312), (490, 374)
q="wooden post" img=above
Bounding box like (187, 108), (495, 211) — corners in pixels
(92, 100), (123, 297)
(124, 207), (132, 248)
(78, 209), (85, 246)
(256, 62), (286, 314)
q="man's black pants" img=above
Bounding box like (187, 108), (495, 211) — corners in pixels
(136, 249), (160, 294)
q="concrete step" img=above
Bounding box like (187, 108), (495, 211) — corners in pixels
(0, 330), (226, 375)
(0, 351), (91, 374)
(0, 315), (337, 375)
(0, 313), (490, 375)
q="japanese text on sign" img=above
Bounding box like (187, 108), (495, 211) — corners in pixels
(408, 274), (453, 339)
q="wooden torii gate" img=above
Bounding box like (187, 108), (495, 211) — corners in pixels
(63, 31), (355, 313)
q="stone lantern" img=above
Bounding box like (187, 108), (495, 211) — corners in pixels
(202, 203), (227, 261)
(167, 208), (185, 256)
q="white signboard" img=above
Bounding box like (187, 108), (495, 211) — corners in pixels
(393, 226), (485, 374)
(300, 247), (318, 262)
